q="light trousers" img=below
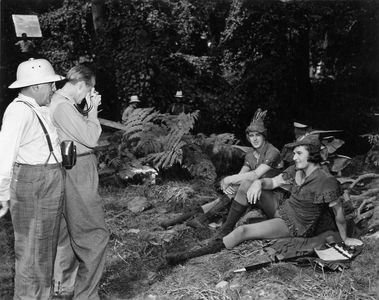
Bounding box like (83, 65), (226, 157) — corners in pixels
(53, 154), (109, 300)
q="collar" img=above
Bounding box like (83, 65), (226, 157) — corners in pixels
(55, 89), (76, 105)
(254, 141), (268, 156)
(295, 166), (321, 186)
(16, 93), (39, 107)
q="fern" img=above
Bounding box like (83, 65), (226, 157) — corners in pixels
(142, 140), (186, 169)
(121, 107), (161, 139)
(99, 107), (201, 172)
(138, 111), (199, 169)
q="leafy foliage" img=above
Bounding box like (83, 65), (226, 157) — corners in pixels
(100, 107), (200, 173)
(38, 0), (379, 153)
(364, 134), (379, 147)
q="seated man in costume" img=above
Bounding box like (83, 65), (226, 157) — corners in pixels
(166, 134), (361, 264)
(161, 108), (283, 229)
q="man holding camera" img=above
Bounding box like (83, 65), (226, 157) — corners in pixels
(0, 58), (64, 299)
(49, 64), (109, 300)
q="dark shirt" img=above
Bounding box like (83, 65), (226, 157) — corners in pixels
(244, 142), (282, 178)
(278, 165), (340, 237)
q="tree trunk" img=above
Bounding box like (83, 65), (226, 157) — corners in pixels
(293, 27), (312, 115)
(92, 0), (105, 34)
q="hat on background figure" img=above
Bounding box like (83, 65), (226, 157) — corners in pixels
(175, 91), (183, 98)
(293, 121), (309, 129)
(9, 58), (64, 89)
(129, 95), (141, 104)
(286, 134), (321, 151)
(246, 108), (267, 136)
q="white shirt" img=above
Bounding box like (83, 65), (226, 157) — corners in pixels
(0, 93), (62, 201)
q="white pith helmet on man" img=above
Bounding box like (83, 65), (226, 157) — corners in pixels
(129, 95), (141, 104)
(175, 90), (183, 98)
(9, 58), (64, 89)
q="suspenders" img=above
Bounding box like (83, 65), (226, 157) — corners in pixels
(17, 100), (59, 164)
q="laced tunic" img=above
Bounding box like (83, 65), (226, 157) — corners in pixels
(278, 165), (340, 237)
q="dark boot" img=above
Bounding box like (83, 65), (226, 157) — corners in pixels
(187, 195), (231, 229)
(219, 200), (247, 237)
(166, 238), (225, 265)
(160, 206), (202, 229)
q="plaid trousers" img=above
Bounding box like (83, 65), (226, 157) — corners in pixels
(10, 163), (64, 300)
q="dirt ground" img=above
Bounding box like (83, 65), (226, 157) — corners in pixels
(0, 178), (378, 300)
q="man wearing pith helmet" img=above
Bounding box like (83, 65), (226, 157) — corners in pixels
(122, 95), (141, 121)
(0, 58), (64, 299)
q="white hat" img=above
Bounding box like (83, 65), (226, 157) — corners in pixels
(129, 95), (141, 104)
(9, 58), (64, 89)
(293, 121), (309, 128)
(174, 90), (183, 98)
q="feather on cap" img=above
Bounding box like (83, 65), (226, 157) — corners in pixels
(246, 108), (267, 135)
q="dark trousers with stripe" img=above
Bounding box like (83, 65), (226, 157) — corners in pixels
(10, 163), (64, 300)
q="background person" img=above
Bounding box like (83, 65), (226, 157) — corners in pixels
(0, 58), (64, 299)
(122, 95), (141, 121)
(14, 33), (36, 61)
(49, 64), (109, 300)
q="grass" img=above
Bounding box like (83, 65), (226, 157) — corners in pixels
(0, 180), (378, 300)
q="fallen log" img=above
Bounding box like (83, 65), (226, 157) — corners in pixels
(348, 173), (379, 190)
(99, 117), (128, 131)
(349, 188), (379, 201)
(354, 197), (376, 224)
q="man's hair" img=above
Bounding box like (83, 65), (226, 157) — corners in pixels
(66, 64), (95, 86)
(303, 144), (323, 164)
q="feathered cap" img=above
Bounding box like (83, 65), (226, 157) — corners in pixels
(246, 108), (267, 136)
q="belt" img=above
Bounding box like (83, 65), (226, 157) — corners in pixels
(77, 150), (95, 157)
(14, 162), (62, 169)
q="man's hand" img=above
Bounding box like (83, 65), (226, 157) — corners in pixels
(86, 88), (102, 108)
(247, 180), (262, 204)
(0, 200), (9, 218)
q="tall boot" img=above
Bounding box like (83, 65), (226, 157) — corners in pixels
(219, 200), (248, 237)
(166, 238), (225, 265)
(160, 206), (202, 229)
(187, 195), (231, 229)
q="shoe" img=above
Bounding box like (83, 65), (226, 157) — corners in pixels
(160, 206), (202, 229)
(166, 238), (225, 265)
(187, 195), (231, 229)
(186, 213), (208, 229)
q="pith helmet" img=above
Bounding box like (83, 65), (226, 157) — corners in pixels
(9, 58), (64, 89)
(246, 108), (267, 136)
(175, 90), (183, 98)
(129, 95), (141, 104)
(293, 121), (309, 128)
